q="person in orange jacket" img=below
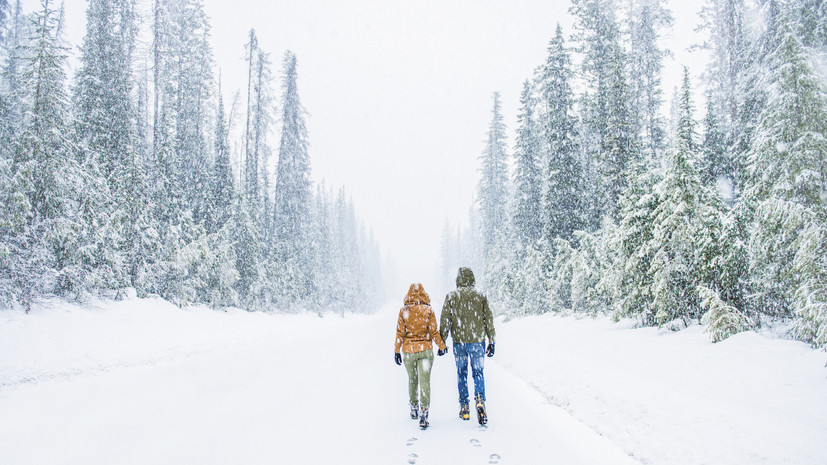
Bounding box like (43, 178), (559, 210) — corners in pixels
(394, 283), (448, 429)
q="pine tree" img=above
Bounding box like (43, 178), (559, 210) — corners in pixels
(252, 48), (274, 243)
(309, 184), (333, 312)
(242, 29), (258, 205)
(700, 96), (728, 187)
(207, 74), (234, 233)
(613, 157), (661, 324)
(73, 0), (142, 293)
(0, 1), (25, 164)
(601, 44), (639, 220)
(538, 24), (586, 243)
(232, 196), (264, 310)
(571, 0), (638, 221)
(511, 80), (543, 252)
(699, 284), (752, 342)
(273, 51), (312, 303)
(477, 92), (509, 258)
(627, 0), (672, 159)
(13, 0), (86, 300)
(649, 68), (725, 326)
(744, 22), (827, 343)
(0, 1), (10, 49)
(795, 0), (827, 48)
(161, 0), (213, 226)
(698, 0), (750, 188)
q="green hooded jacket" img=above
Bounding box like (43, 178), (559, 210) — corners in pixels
(439, 267), (496, 345)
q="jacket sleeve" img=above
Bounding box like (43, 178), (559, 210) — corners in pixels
(429, 308), (447, 351)
(483, 296), (496, 344)
(394, 309), (405, 353)
(439, 294), (451, 344)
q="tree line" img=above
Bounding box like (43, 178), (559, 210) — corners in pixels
(443, 0), (827, 348)
(0, 0), (385, 313)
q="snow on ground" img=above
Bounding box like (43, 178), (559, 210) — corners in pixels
(0, 297), (635, 465)
(496, 314), (827, 465)
(1, 297), (825, 464)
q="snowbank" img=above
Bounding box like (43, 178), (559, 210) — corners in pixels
(496, 314), (827, 465)
(0, 296), (353, 390)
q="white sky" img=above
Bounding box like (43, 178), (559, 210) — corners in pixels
(33, 0), (707, 298)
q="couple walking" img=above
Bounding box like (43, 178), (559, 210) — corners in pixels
(393, 267), (496, 429)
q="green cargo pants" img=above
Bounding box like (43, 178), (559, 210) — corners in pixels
(403, 349), (434, 409)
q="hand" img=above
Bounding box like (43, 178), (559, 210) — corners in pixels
(486, 343), (495, 357)
(395, 353), (402, 365)
(437, 347), (448, 356)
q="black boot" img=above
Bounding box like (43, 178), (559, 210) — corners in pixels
(475, 395), (487, 425)
(409, 403), (419, 420)
(459, 403), (470, 420)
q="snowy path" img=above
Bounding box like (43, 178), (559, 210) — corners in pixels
(0, 306), (637, 465)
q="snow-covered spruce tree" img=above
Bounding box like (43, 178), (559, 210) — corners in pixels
(699, 96), (729, 187)
(0, 1), (25, 167)
(161, 0), (213, 228)
(205, 224), (239, 309)
(0, 1), (9, 44)
(309, 184), (333, 312)
(744, 22), (827, 345)
(612, 157), (661, 325)
(794, 0), (827, 48)
(601, 44), (639, 221)
(272, 51), (312, 307)
(649, 68), (727, 327)
(733, 0), (785, 204)
(571, 0), (639, 222)
(242, 29), (259, 206)
(477, 92), (510, 297)
(206, 75), (234, 234)
(698, 284), (753, 342)
(232, 195), (264, 311)
(478, 92), (510, 257)
(149, 106), (195, 304)
(1, 0), (24, 106)
(515, 241), (551, 316)
(11, 0), (89, 301)
(328, 188), (363, 314)
(511, 80), (543, 253)
(538, 24), (587, 244)
(252, 48), (275, 246)
(0, 137), (31, 307)
(698, 0), (750, 190)
(73, 0), (145, 295)
(546, 237), (575, 312)
(626, 0), (672, 159)
(571, 0), (639, 221)
(567, 220), (619, 316)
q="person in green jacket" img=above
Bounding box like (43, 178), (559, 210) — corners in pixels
(439, 267), (495, 424)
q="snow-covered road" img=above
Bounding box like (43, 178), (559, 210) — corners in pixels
(0, 302), (636, 465)
(4, 297), (826, 464)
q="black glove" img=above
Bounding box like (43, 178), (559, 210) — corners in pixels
(486, 343), (495, 357)
(437, 347), (448, 356)
(394, 353), (402, 365)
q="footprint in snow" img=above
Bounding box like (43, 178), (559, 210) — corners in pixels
(470, 438), (482, 447)
(406, 437), (417, 446)
(489, 453), (501, 464)
(407, 452), (418, 464)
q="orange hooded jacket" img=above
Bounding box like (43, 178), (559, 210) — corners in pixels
(394, 283), (448, 354)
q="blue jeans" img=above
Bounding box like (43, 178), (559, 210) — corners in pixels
(453, 342), (486, 404)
